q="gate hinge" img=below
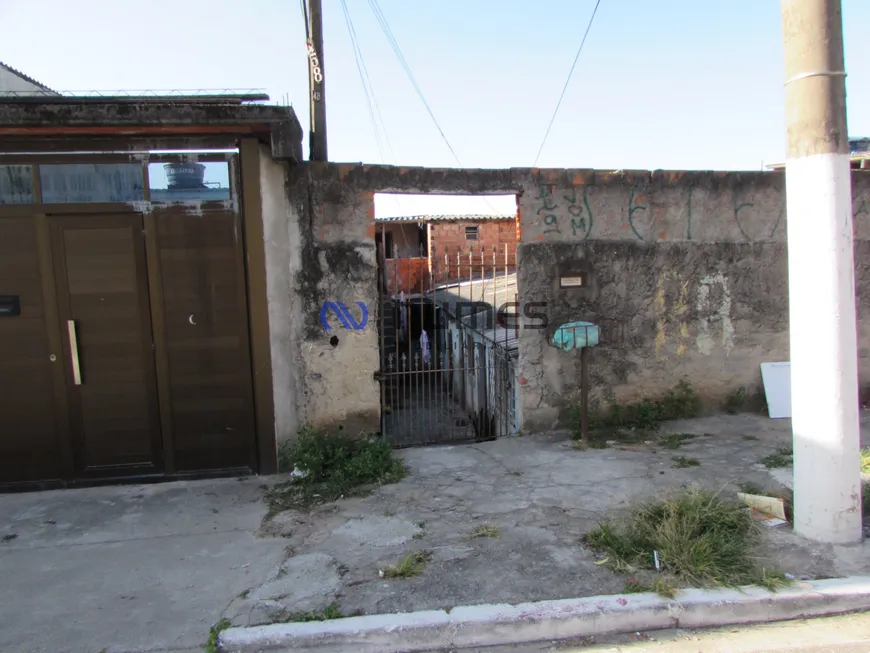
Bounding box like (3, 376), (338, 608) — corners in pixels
(373, 371), (386, 381)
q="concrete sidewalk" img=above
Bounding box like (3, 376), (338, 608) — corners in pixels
(0, 477), (289, 653)
(235, 414), (869, 628)
(0, 413), (867, 653)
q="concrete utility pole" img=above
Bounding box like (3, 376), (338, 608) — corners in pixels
(307, 0), (328, 161)
(781, 0), (862, 543)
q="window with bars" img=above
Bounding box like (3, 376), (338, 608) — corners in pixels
(465, 225), (479, 241)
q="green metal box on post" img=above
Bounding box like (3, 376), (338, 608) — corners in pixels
(551, 321), (600, 445)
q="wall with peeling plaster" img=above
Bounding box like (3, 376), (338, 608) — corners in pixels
(293, 164), (382, 434)
(278, 164), (870, 437)
(515, 170), (870, 431)
(259, 147), (304, 442)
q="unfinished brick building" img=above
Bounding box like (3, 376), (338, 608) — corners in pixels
(376, 214), (518, 294)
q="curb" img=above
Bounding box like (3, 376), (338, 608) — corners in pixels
(219, 576), (870, 653)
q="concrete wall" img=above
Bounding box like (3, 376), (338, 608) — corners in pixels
(274, 165), (516, 435)
(259, 147), (304, 442)
(296, 164), (382, 434)
(514, 169), (870, 430)
(266, 163), (870, 438)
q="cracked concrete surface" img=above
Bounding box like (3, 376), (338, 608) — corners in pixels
(245, 413), (870, 626)
(0, 414), (868, 652)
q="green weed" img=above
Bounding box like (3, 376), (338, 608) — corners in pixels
(760, 447), (793, 469)
(280, 603), (344, 623)
(724, 386), (747, 414)
(662, 433), (696, 450)
(759, 569), (791, 592)
(583, 488), (786, 591)
(672, 455), (700, 468)
(204, 618), (231, 653)
(469, 524), (501, 539)
(382, 551), (433, 578)
(571, 381), (701, 443)
(266, 428), (407, 513)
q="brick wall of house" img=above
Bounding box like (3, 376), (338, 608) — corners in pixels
(428, 219), (517, 257)
(379, 219), (519, 295)
(427, 220), (517, 284)
(385, 257), (430, 294)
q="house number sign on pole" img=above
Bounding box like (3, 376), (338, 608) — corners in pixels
(307, 41), (323, 88)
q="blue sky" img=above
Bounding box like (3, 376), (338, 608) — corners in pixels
(2, 0), (868, 216)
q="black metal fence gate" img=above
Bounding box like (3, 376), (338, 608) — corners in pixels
(375, 223), (518, 447)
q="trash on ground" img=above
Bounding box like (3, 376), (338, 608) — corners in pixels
(737, 492), (788, 526)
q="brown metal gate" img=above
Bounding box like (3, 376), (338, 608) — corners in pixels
(375, 222), (518, 447)
(0, 152), (259, 487)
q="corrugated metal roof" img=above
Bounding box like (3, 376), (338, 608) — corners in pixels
(436, 273), (519, 352)
(481, 325), (519, 352)
(0, 61), (58, 94)
(376, 214), (515, 223)
(435, 273), (518, 320)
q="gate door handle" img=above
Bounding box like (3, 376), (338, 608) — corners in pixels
(67, 319), (82, 386)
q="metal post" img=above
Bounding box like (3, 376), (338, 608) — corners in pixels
(781, 0), (862, 543)
(580, 342), (589, 446)
(307, 0), (328, 161)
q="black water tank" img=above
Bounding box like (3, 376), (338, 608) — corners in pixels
(164, 162), (206, 189)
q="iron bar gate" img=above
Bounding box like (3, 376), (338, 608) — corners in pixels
(375, 222), (518, 447)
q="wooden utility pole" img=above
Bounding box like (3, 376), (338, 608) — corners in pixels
(307, 0), (328, 161)
(781, 0), (862, 543)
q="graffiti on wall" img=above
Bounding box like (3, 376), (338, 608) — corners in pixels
(695, 273), (735, 356)
(654, 272), (734, 360)
(534, 185), (595, 240)
(524, 184), (829, 242)
(320, 301), (369, 330)
(655, 272), (690, 361)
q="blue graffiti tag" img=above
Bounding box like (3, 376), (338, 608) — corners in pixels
(320, 301), (369, 330)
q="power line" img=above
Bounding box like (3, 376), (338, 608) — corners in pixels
(533, 0), (602, 167)
(340, 0), (387, 162)
(340, 0), (397, 164)
(362, 0), (502, 218)
(366, 0), (463, 166)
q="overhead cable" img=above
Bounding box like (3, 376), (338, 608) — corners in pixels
(533, 0), (602, 167)
(367, 0), (463, 166)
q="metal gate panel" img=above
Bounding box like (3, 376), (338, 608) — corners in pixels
(375, 222), (517, 447)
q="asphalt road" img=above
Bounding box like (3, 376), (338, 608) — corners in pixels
(429, 611), (870, 653)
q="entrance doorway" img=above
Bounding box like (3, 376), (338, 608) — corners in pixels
(372, 193), (521, 447)
(51, 214), (163, 477)
(0, 152), (260, 487)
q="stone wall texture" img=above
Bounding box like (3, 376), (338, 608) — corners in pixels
(271, 164), (870, 436)
(514, 169), (870, 430)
